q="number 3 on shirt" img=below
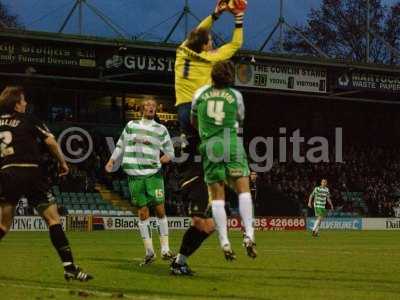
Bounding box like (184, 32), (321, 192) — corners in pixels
(207, 101), (225, 125)
(0, 131), (14, 157)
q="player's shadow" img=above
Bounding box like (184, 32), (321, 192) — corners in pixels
(0, 275), (269, 300)
(113, 262), (173, 276)
(274, 274), (400, 286)
(262, 274), (400, 294)
(202, 265), (264, 272)
(110, 260), (273, 299)
(278, 268), (393, 277)
(86, 257), (132, 264)
(112, 261), (232, 282)
(175, 267), (400, 295)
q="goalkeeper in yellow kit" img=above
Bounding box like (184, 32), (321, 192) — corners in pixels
(175, 0), (244, 136)
(171, 0), (245, 275)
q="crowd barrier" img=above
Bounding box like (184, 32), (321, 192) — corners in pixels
(10, 216), (66, 231)
(362, 218), (400, 230)
(307, 217), (363, 230)
(229, 217), (306, 231)
(9, 216), (400, 231)
(93, 216), (192, 230)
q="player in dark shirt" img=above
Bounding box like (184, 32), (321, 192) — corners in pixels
(0, 86), (92, 281)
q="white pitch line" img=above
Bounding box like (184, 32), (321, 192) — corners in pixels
(0, 282), (168, 300)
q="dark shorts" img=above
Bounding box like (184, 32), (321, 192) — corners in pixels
(177, 102), (196, 137)
(177, 103), (211, 218)
(180, 167), (211, 219)
(0, 166), (55, 213)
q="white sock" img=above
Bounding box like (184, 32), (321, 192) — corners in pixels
(238, 192), (255, 241)
(212, 200), (230, 248)
(313, 219), (321, 232)
(158, 217), (170, 254)
(139, 219), (154, 255)
(176, 253), (187, 265)
(158, 216), (169, 236)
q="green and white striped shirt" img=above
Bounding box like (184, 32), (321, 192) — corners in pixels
(311, 186), (330, 209)
(111, 119), (174, 176)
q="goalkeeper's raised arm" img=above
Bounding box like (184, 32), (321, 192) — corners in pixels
(175, 0), (246, 108)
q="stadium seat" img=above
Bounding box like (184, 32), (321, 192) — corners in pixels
(63, 198), (72, 205)
(52, 186), (61, 196)
(100, 210), (109, 215)
(94, 194), (103, 201)
(83, 210), (92, 215)
(112, 181), (120, 192)
(71, 197), (80, 204)
(98, 204), (108, 210)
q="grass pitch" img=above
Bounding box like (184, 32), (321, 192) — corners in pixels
(0, 230), (399, 300)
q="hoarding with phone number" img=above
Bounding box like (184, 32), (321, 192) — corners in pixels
(228, 217), (306, 231)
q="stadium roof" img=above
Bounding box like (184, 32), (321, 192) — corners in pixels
(2, 27), (400, 75)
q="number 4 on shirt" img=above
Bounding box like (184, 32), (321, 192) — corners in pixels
(207, 100), (225, 125)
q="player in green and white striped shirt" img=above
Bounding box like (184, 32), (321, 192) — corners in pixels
(105, 99), (175, 265)
(308, 179), (334, 237)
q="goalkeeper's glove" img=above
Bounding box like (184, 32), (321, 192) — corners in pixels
(212, 0), (229, 20)
(230, 0), (247, 27)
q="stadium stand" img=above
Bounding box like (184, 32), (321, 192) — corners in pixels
(256, 146), (399, 218)
(11, 93), (400, 218)
(15, 121), (400, 218)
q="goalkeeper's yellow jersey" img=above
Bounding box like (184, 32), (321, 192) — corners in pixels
(175, 15), (243, 106)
